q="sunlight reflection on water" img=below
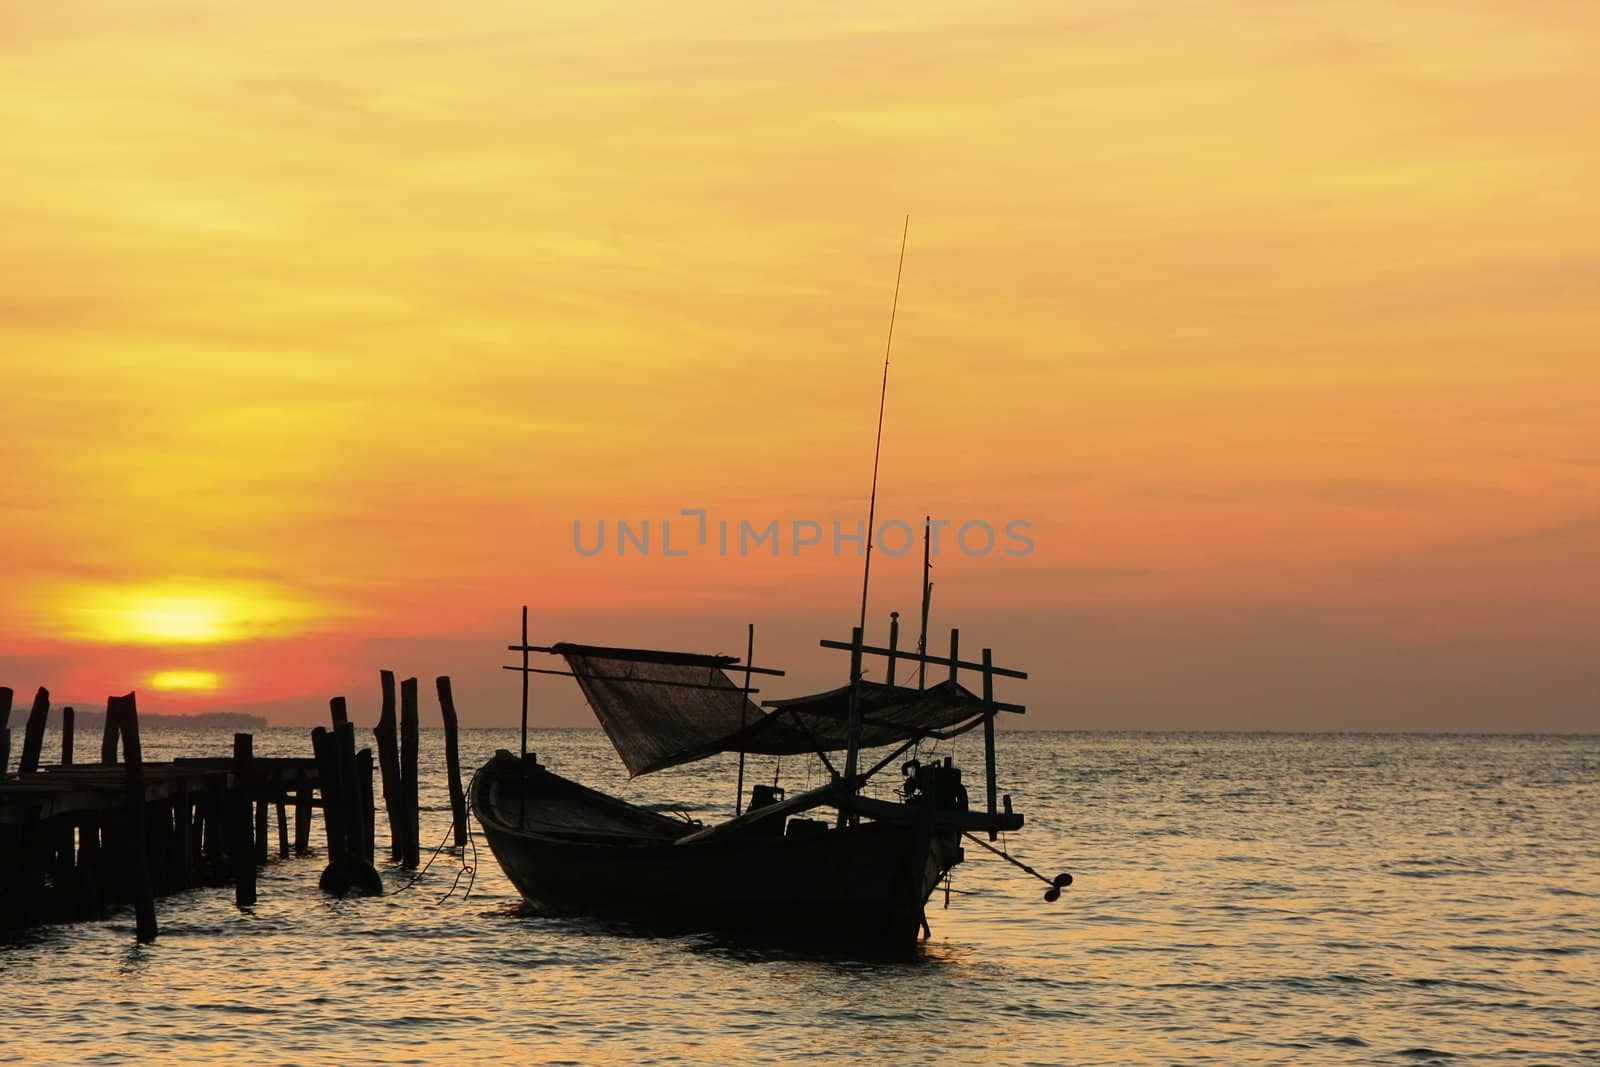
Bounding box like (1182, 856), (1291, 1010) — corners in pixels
(3, 730), (1595, 1065)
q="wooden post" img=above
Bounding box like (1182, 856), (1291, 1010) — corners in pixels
(373, 671), (402, 862)
(399, 677), (420, 868)
(61, 706), (74, 766)
(336, 722), (366, 862)
(358, 749), (376, 864)
(886, 612), (900, 684)
(18, 687), (49, 775)
(276, 798), (289, 859)
(293, 776), (313, 855)
(948, 628), (960, 688)
(437, 676), (468, 849)
(233, 733), (256, 908)
(982, 647), (999, 842)
(254, 796), (269, 865)
(0, 686), (11, 774)
(100, 695), (120, 764)
(311, 726), (347, 892)
(117, 693), (158, 943)
(173, 780), (192, 889)
(331, 696), (349, 730)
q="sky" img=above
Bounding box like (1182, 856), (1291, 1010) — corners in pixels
(2, 1), (1596, 731)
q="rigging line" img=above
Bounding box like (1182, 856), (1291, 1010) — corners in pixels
(857, 215), (911, 635)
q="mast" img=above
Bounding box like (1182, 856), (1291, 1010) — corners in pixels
(917, 515), (933, 689)
(856, 215), (910, 636)
(734, 622), (754, 816)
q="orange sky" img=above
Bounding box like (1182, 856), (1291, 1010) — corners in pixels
(3, 1), (1597, 731)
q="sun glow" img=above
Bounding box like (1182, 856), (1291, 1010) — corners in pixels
(55, 581), (323, 645)
(149, 669), (222, 693)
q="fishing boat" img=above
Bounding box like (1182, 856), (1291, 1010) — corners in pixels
(474, 221), (1066, 951)
(472, 627), (1061, 953)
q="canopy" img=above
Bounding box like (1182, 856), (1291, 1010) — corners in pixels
(555, 643), (989, 776)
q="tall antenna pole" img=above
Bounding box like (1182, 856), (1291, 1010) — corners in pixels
(857, 215), (910, 637)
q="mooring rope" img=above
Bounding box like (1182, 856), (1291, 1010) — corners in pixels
(390, 767), (479, 903)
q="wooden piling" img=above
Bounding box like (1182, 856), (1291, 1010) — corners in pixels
(330, 695), (349, 730)
(100, 695), (121, 765)
(19, 687), (49, 775)
(357, 748), (376, 865)
(336, 726), (382, 895)
(276, 798), (289, 859)
(310, 727), (347, 892)
(61, 706), (74, 766)
(373, 671), (402, 862)
(335, 722), (366, 861)
(173, 780), (193, 888)
(232, 733), (256, 908)
(437, 676), (468, 849)
(254, 796), (269, 865)
(1, 685), (12, 775)
(399, 677), (420, 868)
(115, 693), (158, 943)
(293, 778), (312, 855)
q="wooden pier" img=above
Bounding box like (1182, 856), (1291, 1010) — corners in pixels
(0, 687), (340, 942)
(0, 670), (467, 943)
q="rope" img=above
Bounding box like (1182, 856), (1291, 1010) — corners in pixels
(390, 767), (479, 903)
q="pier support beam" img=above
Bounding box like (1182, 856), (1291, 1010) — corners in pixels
(232, 733), (257, 909)
(438, 676), (468, 849)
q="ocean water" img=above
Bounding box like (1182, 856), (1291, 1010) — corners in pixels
(2, 729), (1595, 1066)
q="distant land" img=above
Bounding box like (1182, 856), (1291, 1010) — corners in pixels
(18, 708), (269, 731)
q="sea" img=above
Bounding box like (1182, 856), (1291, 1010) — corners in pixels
(2, 729), (1595, 1066)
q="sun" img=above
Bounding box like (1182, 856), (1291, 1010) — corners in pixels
(149, 669), (222, 694)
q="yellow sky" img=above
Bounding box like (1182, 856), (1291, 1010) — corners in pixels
(2, 1), (1596, 729)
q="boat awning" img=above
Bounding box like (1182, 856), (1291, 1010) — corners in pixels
(554, 643), (990, 777)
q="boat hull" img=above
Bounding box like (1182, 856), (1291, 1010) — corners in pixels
(471, 753), (960, 952)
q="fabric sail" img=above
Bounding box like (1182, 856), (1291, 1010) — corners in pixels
(555, 643), (991, 777)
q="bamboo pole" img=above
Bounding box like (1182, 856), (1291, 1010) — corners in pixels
(838, 627), (866, 830)
(734, 623), (754, 817)
(437, 676), (468, 849)
(520, 605), (530, 759)
(982, 648), (999, 841)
